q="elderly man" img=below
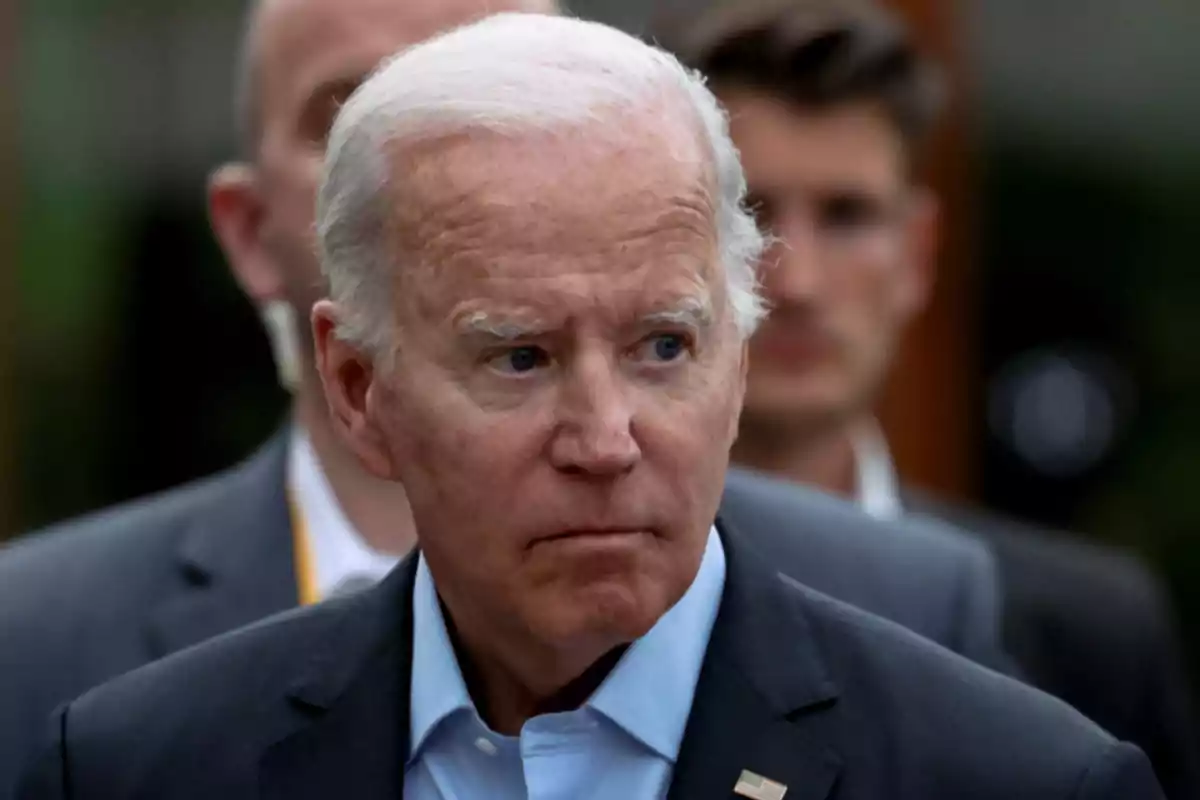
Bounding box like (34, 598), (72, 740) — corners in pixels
(651, 0), (1199, 795)
(18, 14), (1161, 799)
(0, 0), (1016, 794)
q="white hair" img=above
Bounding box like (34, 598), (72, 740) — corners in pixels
(316, 12), (767, 358)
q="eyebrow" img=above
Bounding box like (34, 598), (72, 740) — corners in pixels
(451, 296), (714, 341)
(640, 296), (714, 330)
(453, 311), (549, 341)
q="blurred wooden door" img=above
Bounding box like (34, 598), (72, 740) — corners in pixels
(877, 0), (977, 500)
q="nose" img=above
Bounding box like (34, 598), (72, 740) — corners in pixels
(762, 208), (824, 305)
(549, 352), (641, 477)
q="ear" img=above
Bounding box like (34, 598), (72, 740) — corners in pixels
(895, 187), (940, 321)
(208, 163), (283, 303)
(311, 300), (397, 480)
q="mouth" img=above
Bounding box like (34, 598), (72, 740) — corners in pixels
(530, 528), (650, 548)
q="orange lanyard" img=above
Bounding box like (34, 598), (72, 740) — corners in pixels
(287, 488), (320, 607)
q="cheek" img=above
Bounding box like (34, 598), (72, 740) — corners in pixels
(823, 265), (908, 385)
(634, 363), (741, 478)
(261, 149), (322, 229)
(393, 388), (563, 602)
(283, 170), (321, 232)
(259, 165), (322, 269)
(826, 256), (896, 332)
(385, 378), (548, 512)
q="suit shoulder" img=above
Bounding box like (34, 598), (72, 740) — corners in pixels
(783, 575), (1117, 767)
(724, 468), (988, 566)
(0, 470), (238, 601)
(63, 591), (365, 751)
(0, 449), (285, 676)
(722, 469), (995, 635)
(0, 476), (224, 607)
(911, 494), (1167, 624)
(998, 519), (1160, 611)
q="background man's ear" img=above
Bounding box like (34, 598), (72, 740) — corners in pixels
(311, 301), (396, 479)
(209, 164), (303, 390)
(208, 164), (283, 303)
(897, 187), (940, 320)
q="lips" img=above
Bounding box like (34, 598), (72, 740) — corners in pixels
(531, 527), (649, 547)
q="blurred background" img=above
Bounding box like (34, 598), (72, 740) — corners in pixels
(4, 0), (1200, 670)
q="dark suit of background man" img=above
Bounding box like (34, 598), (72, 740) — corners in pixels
(651, 0), (1199, 796)
(18, 13), (1161, 798)
(0, 0), (1013, 795)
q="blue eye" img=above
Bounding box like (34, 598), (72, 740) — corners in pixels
(647, 333), (688, 362)
(499, 345), (548, 374)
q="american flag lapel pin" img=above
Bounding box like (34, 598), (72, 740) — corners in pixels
(733, 769), (788, 800)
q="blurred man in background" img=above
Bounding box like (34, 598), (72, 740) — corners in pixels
(653, 0), (1199, 795)
(0, 0), (1018, 794)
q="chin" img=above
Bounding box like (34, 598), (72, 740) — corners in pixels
(547, 580), (672, 648)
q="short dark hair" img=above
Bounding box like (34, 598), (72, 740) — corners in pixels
(651, 0), (944, 149)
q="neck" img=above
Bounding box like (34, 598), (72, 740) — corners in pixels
(438, 587), (626, 735)
(459, 631), (626, 736)
(293, 381), (417, 556)
(732, 414), (866, 501)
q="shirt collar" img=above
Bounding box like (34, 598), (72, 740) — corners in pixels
(850, 421), (902, 522)
(408, 549), (474, 763)
(287, 426), (399, 600)
(587, 526), (726, 758)
(408, 526), (727, 763)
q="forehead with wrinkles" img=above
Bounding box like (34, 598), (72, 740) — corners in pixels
(384, 117), (721, 327)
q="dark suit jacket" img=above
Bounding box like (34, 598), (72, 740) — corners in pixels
(17, 524), (1161, 800)
(0, 437), (1002, 798)
(906, 491), (1200, 800)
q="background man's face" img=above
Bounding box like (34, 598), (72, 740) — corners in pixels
(357, 124), (747, 654)
(720, 88), (935, 434)
(219, 0), (556, 360)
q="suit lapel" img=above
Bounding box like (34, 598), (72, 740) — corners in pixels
(668, 520), (844, 800)
(148, 431), (300, 657)
(260, 555), (417, 800)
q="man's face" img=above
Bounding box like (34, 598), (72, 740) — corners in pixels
(212, 0), (556, 363)
(324, 123), (747, 658)
(720, 88), (935, 434)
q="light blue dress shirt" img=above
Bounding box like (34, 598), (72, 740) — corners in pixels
(405, 527), (727, 800)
